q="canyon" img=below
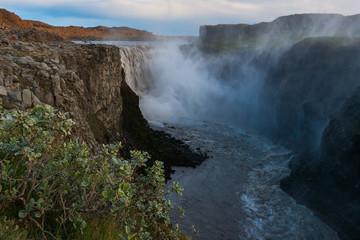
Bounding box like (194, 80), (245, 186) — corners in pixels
(1, 9), (360, 239)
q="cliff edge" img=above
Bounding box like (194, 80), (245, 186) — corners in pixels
(199, 14), (360, 52)
(0, 39), (205, 178)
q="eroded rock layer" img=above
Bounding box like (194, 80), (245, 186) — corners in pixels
(0, 40), (205, 178)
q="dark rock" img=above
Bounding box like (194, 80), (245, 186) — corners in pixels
(7, 90), (21, 102)
(320, 86), (360, 193)
(267, 38), (360, 151)
(0, 85), (7, 99)
(200, 14), (360, 52)
(118, 77), (207, 179)
(282, 85), (360, 240)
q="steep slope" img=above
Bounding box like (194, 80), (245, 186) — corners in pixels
(263, 38), (360, 239)
(200, 14), (360, 52)
(198, 16), (360, 238)
(0, 39), (205, 178)
(0, 8), (157, 41)
(266, 37), (360, 150)
(0, 8), (33, 28)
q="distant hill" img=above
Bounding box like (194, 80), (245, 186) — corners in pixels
(0, 8), (157, 41)
(0, 8), (33, 29)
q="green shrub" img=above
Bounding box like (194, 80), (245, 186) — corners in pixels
(0, 103), (185, 239)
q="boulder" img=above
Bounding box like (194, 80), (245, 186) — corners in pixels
(51, 75), (62, 95)
(38, 62), (51, 71)
(0, 86), (7, 99)
(32, 93), (42, 106)
(7, 91), (22, 102)
(37, 70), (50, 79)
(4, 76), (13, 87)
(22, 89), (32, 108)
(15, 56), (34, 65)
(51, 58), (60, 64)
(43, 93), (54, 105)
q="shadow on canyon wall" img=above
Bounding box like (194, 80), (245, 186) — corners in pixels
(135, 14), (360, 239)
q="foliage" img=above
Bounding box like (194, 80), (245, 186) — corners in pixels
(0, 103), (185, 239)
(0, 216), (32, 240)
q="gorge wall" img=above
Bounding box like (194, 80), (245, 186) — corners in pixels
(0, 39), (205, 179)
(200, 13), (360, 52)
(198, 14), (360, 239)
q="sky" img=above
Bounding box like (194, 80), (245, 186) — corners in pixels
(1, 0), (360, 36)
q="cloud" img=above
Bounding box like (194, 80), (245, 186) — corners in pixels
(2, 0), (259, 20)
(2, 0), (360, 35)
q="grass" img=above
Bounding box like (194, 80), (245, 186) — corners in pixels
(86, 114), (113, 143)
(74, 218), (122, 240)
(0, 217), (32, 240)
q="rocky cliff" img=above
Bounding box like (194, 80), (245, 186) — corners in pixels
(0, 8), (156, 41)
(198, 17), (360, 238)
(200, 14), (360, 52)
(267, 37), (360, 150)
(0, 39), (205, 178)
(269, 38), (360, 239)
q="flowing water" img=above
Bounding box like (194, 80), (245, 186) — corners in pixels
(95, 40), (341, 239)
(150, 121), (339, 240)
(118, 46), (153, 96)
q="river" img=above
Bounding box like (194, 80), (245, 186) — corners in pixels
(150, 121), (339, 240)
(95, 40), (341, 239)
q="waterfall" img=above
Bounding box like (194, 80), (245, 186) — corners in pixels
(118, 45), (153, 97)
(93, 14), (360, 238)
(124, 39), (360, 153)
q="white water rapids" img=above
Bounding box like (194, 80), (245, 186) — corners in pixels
(151, 121), (339, 240)
(96, 41), (340, 239)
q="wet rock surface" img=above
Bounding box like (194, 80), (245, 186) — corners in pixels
(198, 35), (360, 239)
(267, 37), (360, 151)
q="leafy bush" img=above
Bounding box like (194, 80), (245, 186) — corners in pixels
(0, 103), (185, 239)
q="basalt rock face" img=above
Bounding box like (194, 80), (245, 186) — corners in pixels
(0, 39), (205, 178)
(267, 38), (360, 239)
(309, 87), (360, 239)
(321, 87), (360, 193)
(200, 14), (360, 52)
(270, 39), (360, 239)
(119, 79), (206, 178)
(281, 86), (360, 239)
(200, 19), (360, 238)
(267, 38), (360, 151)
(0, 40), (126, 150)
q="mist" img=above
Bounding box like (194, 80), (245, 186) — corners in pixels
(118, 14), (360, 154)
(136, 42), (270, 134)
(112, 14), (360, 239)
